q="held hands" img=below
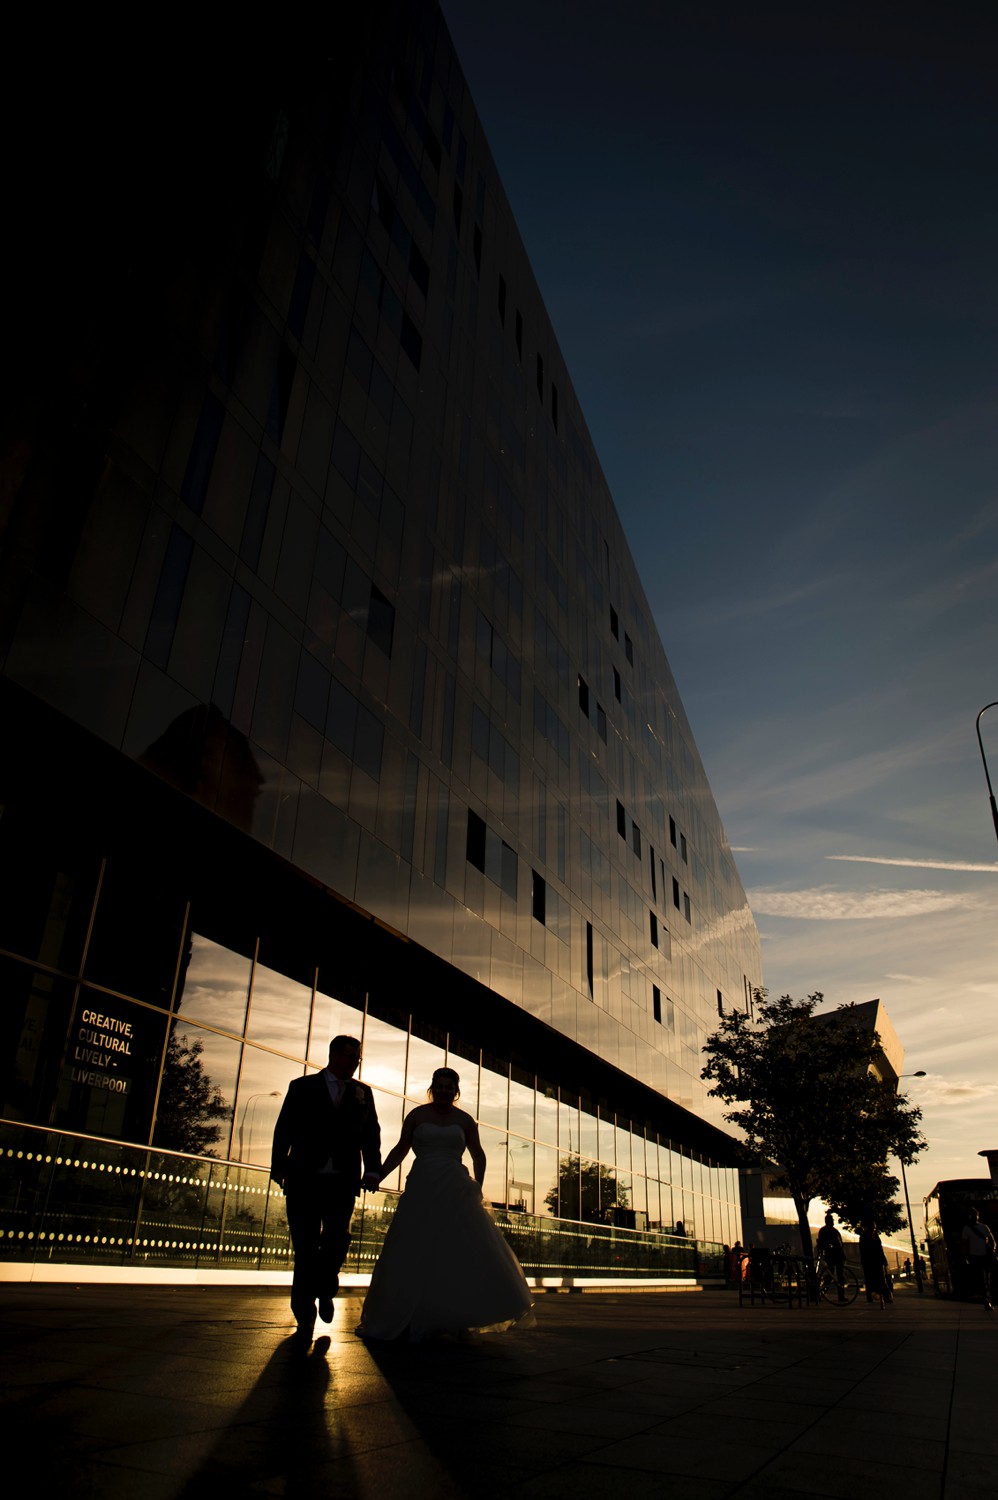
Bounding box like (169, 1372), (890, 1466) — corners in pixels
(361, 1171), (382, 1192)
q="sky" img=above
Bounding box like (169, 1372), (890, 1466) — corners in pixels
(442, 0), (998, 1215)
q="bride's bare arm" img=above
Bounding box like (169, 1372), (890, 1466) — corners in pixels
(378, 1108), (422, 1180)
(463, 1115), (486, 1186)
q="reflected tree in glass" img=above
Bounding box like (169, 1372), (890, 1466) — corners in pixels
(154, 1023), (231, 1156)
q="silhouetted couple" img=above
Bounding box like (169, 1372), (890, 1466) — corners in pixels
(271, 1039), (531, 1341)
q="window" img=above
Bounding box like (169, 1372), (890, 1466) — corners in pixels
(684, 892), (691, 924)
(650, 912), (659, 949)
(616, 800), (626, 838)
(653, 985), (662, 1024)
(609, 605), (619, 639)
(613, 666), (621, 702)
(650, 846), (657, 900)
(631, 822), (641, 859)
(681, 832), (688, 863)
(717, 990), (724, 1016)
(466, 809), (486, 871)
(578, 674), (589, 716)
(670, 817), (677, 847)
(672, 877), (680, 909)
(367, 583), (395, 656)
(624, 632), (633, 665)
(596, 703), (607, 742)
(532, 870), (546, 925)
(586, 921), (594, 998)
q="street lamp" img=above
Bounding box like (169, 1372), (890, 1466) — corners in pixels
(975, 703), (998, 847)
(899, 1071), (926, 1293)
(237, 1091), (280, 1163)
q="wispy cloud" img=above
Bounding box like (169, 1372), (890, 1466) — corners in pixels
(729, 846), (758, 853)
(911, 1075), (998, 1105)
(749, 887), (973, 921)
(828, 854), (998, 874)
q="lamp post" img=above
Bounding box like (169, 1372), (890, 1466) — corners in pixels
(975, 703), (998, 847)
(237, 1091), (280, 1163)
(899, 1071), (926, 1293)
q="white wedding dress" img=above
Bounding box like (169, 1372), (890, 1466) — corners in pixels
(357, 1121), (534, 1341)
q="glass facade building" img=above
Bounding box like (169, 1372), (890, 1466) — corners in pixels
(0, 0), (761, 1276)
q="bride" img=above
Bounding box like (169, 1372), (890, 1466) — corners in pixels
(357, 1067), (534, 1341)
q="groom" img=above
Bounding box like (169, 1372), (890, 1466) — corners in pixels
(271, 1035), (382, 1337)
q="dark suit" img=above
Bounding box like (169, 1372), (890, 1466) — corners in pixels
(271, 1071), (381, 1323)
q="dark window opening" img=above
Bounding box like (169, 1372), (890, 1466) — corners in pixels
(684, 892), (691, 923)
(578, 675), (589, 716)
(400, 313), (422, 370)
(609, 605), (619, 638)
(717, 990), (724, 1016)
(596, 703), (607, 742)
(613, 665), (621, 701)
(650, 846), (657, 900)
(650, 912), (658, 948)
(631, 822), (641, 858)
(586, 921), (594, 997)
(681, 832), (688, 863)
(624, 631), (633, 664)
(531, 869), (546, 925)
(653, 985), (662, 1024)
(669, 816), (677, 847)
(367, 584), (395, 656)
(616, 800), (627, 838)
(466, 809), (486, 871)
(409, 243), (430, 296)
(672, 877), (680, 909)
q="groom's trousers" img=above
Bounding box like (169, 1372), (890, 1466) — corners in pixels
(285, 1174), (358, 1321)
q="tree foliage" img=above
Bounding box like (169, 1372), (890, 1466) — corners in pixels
(154, 1026), (230, 1157)
(701, 990), (925, 1251)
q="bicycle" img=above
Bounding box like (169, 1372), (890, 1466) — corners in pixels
(815, 1255), (859, 1305)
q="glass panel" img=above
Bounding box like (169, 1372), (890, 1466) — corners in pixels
(559, 1092), (580, 1155)
(507, 1138), (533, 1214)
(0, 815), (99, 974)
(153, 1019), (240, 1158)
(508, 1069), (534, 1140)
(233, 1046), (292, 1166)
(308, 982), (365, 1069)
(370, 1088), (404, 1190)
(51, 988), (168, 1147)
(615, 1122), (632, 1174)
(84, 858), (186, 1009)
(558, 1153), (581, 1220)
(578, 1103), (598, 1161)
(447, 1036), (480, 1116)
(535, 1083), (558, 1145)
(535, 1142), (558, 1218)
(0, 957), (77, 1126)
(478, 1057), (508, 1130)
(246, 958), (312, 1055)
(596, 1109), (615, 1165)
(358, 1009), (406, 1095)
(478, 1124), (507, 1206)
(405, 1019), (447, 1102)
(175, 935), (251, 1036)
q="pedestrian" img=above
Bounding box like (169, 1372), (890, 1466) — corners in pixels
(858, 1220), (891, 1308)
(816, 1211), (847, 1302)
(271, 1035), (382, 1339)
(960, 1208), (996, 1311)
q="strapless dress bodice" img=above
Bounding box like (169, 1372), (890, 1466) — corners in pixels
(412, 1121), (466, 1159)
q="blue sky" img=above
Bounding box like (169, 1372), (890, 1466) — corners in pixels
(442, 0), (998, 1212)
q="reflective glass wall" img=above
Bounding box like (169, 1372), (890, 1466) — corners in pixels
(1, 0), (758, 1264)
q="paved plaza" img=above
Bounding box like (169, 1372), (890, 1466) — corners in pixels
(1, 1280), (995, 1498)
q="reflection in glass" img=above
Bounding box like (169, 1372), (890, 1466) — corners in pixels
(478, 1059), (508, 1130)
(233, 1046), (296, 1166)
(246, 958), (312, 1055)
(479, 1125), (507, 1206)
(535, 1084), (558, 1145)
(578, 1104), (598, 1161)
(309, 984), (365, 1067)
(176, 934), (251, 1036)
(508, 1138), (533, 1214)
(0, 957), (76, 1125)
(358, 1010), (406, 1094)
(53, 988), (168, 1147)
(153, 1021), (240, 1158)
(597, 1110), (615, 1166)
(405, 1023), (446, 1100)
(371, 1088), (404, 1190)
(508, 1071), (534, 1141)
(556, 1153), (580, 1219)
(559, 1093), (579, 1154)
(534, 1142), (557, 1218)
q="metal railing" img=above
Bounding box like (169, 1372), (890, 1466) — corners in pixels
(0, 1120), (706, 1282)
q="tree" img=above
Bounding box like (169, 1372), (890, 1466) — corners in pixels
(154, 1026), (231, 1157)
(701, 990), (925, 1261)
(544, 1158), (630, 1222)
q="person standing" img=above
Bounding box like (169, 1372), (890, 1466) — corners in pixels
(357, 1067), (532, 1341)
(858, 1220), (891, 1308)
(961, 1208), (996, 1311)
(816, 1211), (847, 1302)
(271, 1035), (382, 1338)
